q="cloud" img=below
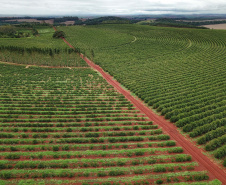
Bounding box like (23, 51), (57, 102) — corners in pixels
(0, 0), (226, 15)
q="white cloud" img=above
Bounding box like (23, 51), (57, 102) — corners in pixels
(0, 0), (226, 15)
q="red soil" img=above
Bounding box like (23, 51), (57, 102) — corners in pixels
(61, 36), (226, 184)
(0, 61), (89, 69)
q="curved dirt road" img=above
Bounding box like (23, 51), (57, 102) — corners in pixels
(61, 37), (226, 184)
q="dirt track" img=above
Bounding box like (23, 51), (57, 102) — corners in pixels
(0, 61), (89, 69)
(61, 36), (226, 184)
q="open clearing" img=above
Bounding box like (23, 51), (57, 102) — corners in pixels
(202, 23), (226, 29)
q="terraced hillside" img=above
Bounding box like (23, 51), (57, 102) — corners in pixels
(0, 63), (219, 184)
(60, 24), (226, 165)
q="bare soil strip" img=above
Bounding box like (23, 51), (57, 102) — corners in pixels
(62, 37), (226, 184)
(0, 61), (90, 69)
(202, 24), (226, 30)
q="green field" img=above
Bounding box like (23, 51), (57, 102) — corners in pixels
(0, 63), (217, 184)
(60, 24), (226, 163)
(0, 23), (225, 184)
(0, 26), (86, 67)
(0, 26), (65, 48)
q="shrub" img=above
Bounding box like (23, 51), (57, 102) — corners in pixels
(32, 139), (39, 144)
(5, 154), (20, 159)
(205, 135), (226, 151)
(117, 161), (126, 166)
(1, 172), (12, 179)
(156, 179), (163, 184)
(184, 176), (193, 181)
(168, 167), (174, 172)
(66, 128), (72, 132)
(177, 166), (183, 171)
(38, 163), (46, 169)
(83, 173), (90, 177)
(214, 145), (226, 159)
(69, 173), (75, 178)
(60, 163), (69, 168)
(62, 145), (70, 150)
(148, 159), (156, 164)
(168, 147), (183, 153)
(42, 172), (50, 178)
(53, 154), (59, 159)
(172, 177), (180, 182)
(10, 146), (18, 151)
(166, 177), (171, 183)
(0, 164), (7, 170)
(131, 160), (140, 165)
(133, 126), (139, 130)
(52, 146), (59, 151)
(193, 174), (209, 181)
(38, 154), (43, 159)
(134, 169), (143, 174)
(224, 159), (226, 167)
(153, 167), (166, 172)
(157, 135), (170, 140)
(108, 170), (125, 176)
(135, 150), (145, 156)
(166, 141), (176, 146)
(97, 172), (107, 177)
(175, 155), (192, 162)
(187, 166), (195, 170)
(53, 31), (66, 38)
(137, 143), (144, 148)
(85, 133), (99, 137)
(123, 144), (128, 148)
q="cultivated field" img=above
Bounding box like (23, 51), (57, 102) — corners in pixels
(0, 23), (225, 184)
(0, 63), (218, 184)
(60, 24), (226, 165)
(0, 27), (85, 67)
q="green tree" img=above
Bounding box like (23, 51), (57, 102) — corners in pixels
(53, 31), (65, 38)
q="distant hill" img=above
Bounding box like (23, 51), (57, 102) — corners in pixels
(83, 16), (138, 25)
(1, 15), (226, 27)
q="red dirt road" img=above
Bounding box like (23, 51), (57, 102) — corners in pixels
(61, 37), (226, 184)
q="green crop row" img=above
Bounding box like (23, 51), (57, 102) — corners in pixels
(0, 147), (184, 159)
(0, 161), (198, 179)
(0, 154), (192, 170)
(1, 173), (219, 185)
(0, 140), (176, 152)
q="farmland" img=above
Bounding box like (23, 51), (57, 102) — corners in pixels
(59, 24), (226, 165)
(0, 62), (219, 184)
(0, 22), (225, 184)
(203, 24), (226, 30)
(0, 26), (85, 67)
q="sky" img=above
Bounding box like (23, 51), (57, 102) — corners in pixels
(1, 0), (226, 16)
